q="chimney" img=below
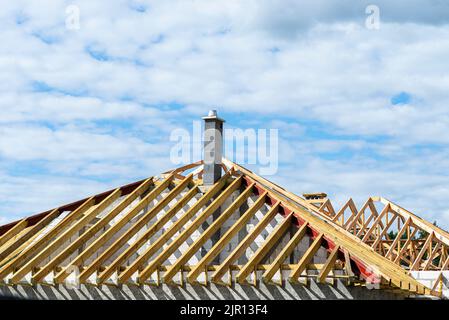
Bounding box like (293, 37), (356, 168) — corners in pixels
(202, 110), (225, 186)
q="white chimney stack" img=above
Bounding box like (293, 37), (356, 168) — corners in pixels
(202, 110), (225, 186)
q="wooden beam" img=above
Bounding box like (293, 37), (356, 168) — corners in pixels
(167, 183), (255, 284)
(317, 246), (340, 283)
(235, 213), (292, 284)
(263, 222), (308, 283)
(12, 188), (122, 284)
(356, 201), (382, 237)
(0, 177), (150, 237)
(184, 191), (268, 284)
(54, 175), (173, 284)
(140, 176), (243, 284)
(441, 254), (449, 270)
(0, 219), (28, 248)
(32, 178), (153, 283)
(344, 198), (372, 231)
(289, 233), (323, 281)
(163, 160), (203, 175)
(96, 182), (199, 284)
(117, 171), (233, 284)
(332, 199), (357, 226)
(219, 160), (433, 295)
(424, 242), (442, 271)
(393, 228), (418, 264)
(378, 197), (449, 248)
(361, 204), (390, 242)
(0, 209), (59, 265)
(211, 202), (280, 283)
(78, 174), (186, 284)
(0, 197), (95, 281)
(371, 212), (399, 249)
(343, 249), (354, 278)
(385, 217), (411, 259)
(160, 183), (254, 281)
(410, 232), (434, 271)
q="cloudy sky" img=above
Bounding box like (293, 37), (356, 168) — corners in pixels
(1, 0), (449, 229)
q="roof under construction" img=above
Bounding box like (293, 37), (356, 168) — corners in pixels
(1, 156), (448, 298)
(1, 111), (448, 299)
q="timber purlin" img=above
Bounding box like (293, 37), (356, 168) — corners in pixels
(0, 159), (441, 297)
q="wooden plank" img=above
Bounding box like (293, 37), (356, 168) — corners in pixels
(235, 213), (292, 284)
(0, 197), (95, 281)
(221, 159), (332, 222)
(289, 233), (323, 281)
(0, 177), (150, 237)
(317, 246), (340, 283)
(424, 242), (442, 270)
(118, 171), (233, 284)
(318, 199), (335, 218)
(410, 232), (434, 271)
(361, 204), (390, 242)
(332, 199), (357, 226)
(54, 175), (173, 284)
(441, 254), (449, 270)
(163, 160), (203, 175)
(371, 212), (399, 249)
(215, 160), (434, 294)
(184, 191), (267, 284)
(12, 189), (122, 284)
(344, 198), (372, 231)
(393, 228), (418, 264)
(343, 249), (354, 277)
(356, 201), (382, 237)
(212, 202), (280, 283)
(32, 178), (153, 283)
(96, 182), (199, 284)
(379, 197), (449, 248)
(141, 176), (243, 283)
(0, 219), (28, 248)
(385, 218), (411, 259)
(0, 209), (59, 267)
(78, 174), (186, 283)
(167, 183), (255, 284)
(263, 222), (308, 283)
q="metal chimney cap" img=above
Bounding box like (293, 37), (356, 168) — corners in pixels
(202, 109), (225, 122)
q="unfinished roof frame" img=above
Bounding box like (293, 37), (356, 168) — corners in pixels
(0, 159), (439, 297)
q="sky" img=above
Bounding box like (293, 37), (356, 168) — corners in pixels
(1, 0), (449, 229)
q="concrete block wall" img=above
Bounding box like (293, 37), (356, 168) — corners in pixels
(411, 271), (449, 299)
(0, 279), (408, 300)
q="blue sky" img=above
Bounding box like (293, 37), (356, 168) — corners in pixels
(1, 1), (449, 229)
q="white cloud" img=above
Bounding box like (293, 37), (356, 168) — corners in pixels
(1, 1), (449, 230)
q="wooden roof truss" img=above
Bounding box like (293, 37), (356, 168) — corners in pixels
(0, 160), (434, 297)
